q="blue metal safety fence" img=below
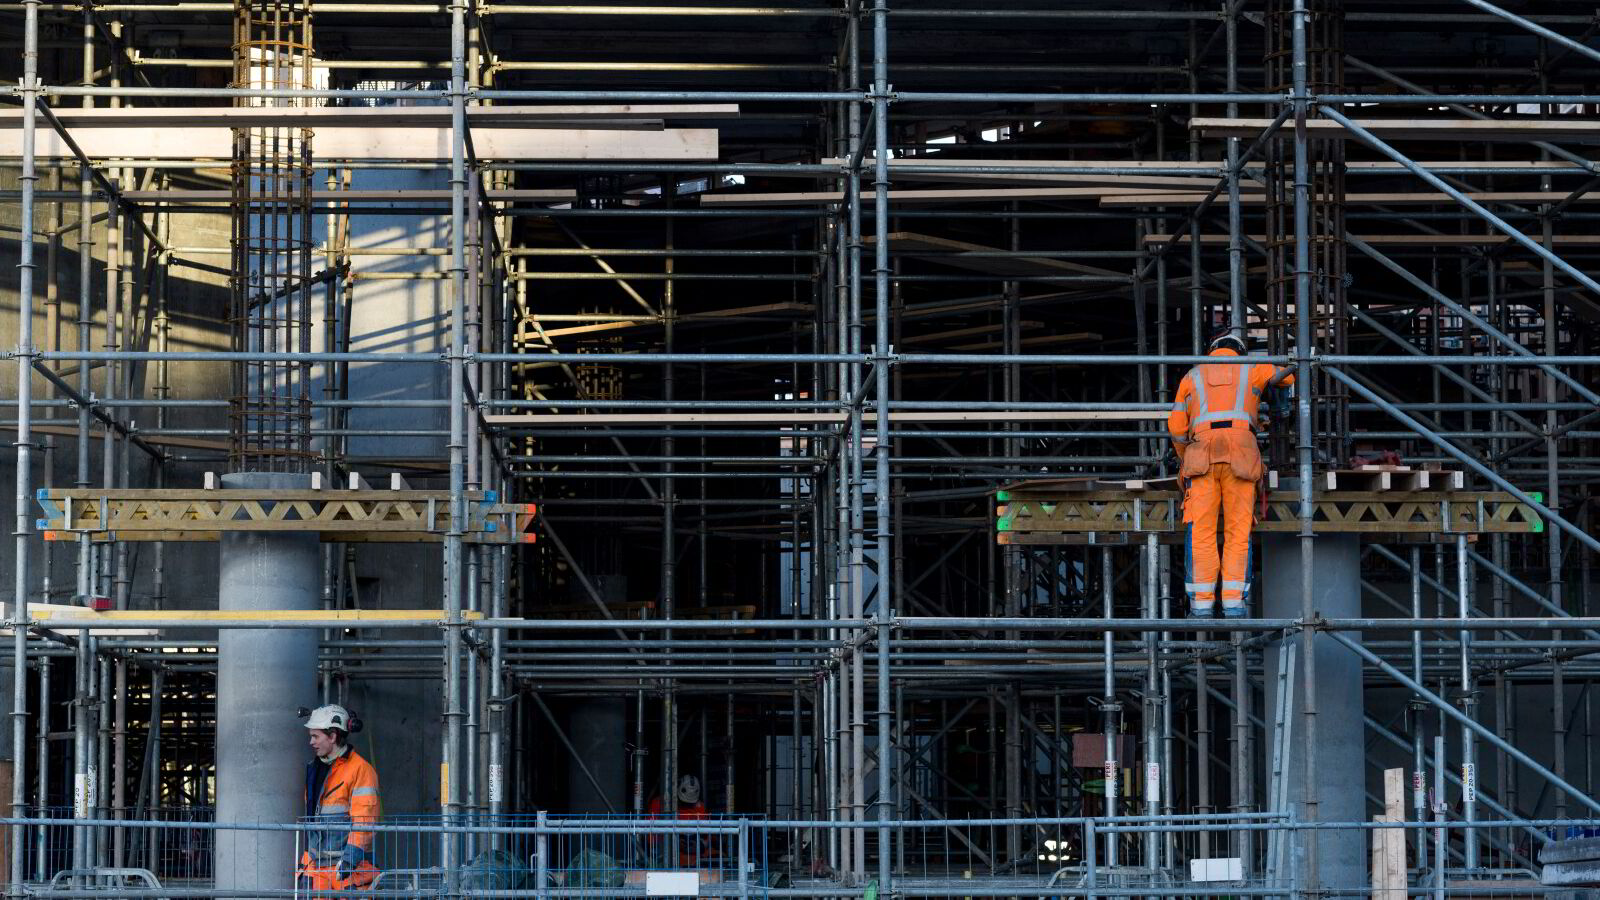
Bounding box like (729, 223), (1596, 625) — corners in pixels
(16, 812), (1600, 897)
(17, 811), (767, 898)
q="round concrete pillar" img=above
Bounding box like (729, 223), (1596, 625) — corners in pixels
(215, 472), (320, 893)
(1263, 532), (1365, 896)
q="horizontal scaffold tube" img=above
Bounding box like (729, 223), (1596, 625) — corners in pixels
(16, 616), (1600, 633)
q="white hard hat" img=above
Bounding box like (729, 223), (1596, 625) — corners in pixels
(677, 774), (702, 805)
(305, 704), (352, 732)
(1209, 330), (1249, 355)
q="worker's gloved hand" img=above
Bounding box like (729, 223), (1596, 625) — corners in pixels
(337, 844), (365, 878)
(1162, 446), (1180, 472)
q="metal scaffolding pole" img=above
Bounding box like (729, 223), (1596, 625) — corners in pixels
(1288, 0), (1321, 891)
(869, 1), (894, 889)
(443, 0), (470, 890)
(10, 0), (41, 892)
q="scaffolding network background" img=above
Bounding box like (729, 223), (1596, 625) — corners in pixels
(2, 0), (1599, 897)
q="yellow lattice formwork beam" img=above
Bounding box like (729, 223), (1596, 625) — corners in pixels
(35, 489), (539, 545)
(994, 489), (1540, 543)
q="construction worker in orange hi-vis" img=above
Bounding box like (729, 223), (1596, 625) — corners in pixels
(1167, 331), (1294, 618)
(298, 705), (381, 895)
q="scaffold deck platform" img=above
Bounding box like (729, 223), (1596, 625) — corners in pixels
(34, 488), (538, 545)
(994, 472), (1540, 544)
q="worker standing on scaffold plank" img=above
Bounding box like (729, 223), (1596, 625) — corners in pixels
(1168, 331), (1295, 619)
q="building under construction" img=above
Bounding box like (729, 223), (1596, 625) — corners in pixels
(1, 0), (1599, 896)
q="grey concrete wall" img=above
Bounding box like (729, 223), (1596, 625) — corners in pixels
(0, 164), (232, 616)
(330, 543), (446, 817)
(305, 165), (451, 815)
(566, 700), (627, 814)
(311, 167), (449, 462)
(0, 161), (449, 818)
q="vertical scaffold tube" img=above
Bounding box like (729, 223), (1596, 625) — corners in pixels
(444, 0), (470, 887)
(1289, 0), (1320, 892)
(1101, 546), (1117, 868)
(11, 0), (40, 890)
(870, 1), (893, 889)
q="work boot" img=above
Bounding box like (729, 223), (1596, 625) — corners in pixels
(1220, 605), (1247, 619)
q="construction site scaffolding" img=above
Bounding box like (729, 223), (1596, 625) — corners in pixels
(2, 0), (1599, 896)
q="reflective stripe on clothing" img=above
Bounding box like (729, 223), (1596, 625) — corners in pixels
(1190, 364), (1257, 430)
(1182, 462), (1256, 613)
(298, 858), (379, 893)
(1167, 348), (1292, 463)
(304, 748), (381, 857)
(1183, 526), (1205, 601)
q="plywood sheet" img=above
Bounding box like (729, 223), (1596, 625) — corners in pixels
(0, 126), (720, 161)
(820, 156), (1264, 190)
(0, 104), (739, 129)
(699, 186), (1220, 206)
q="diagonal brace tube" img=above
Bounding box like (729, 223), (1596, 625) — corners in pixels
(530, 693), (618, 815)
(1323, 365), (1600, 558)
(1363, 712), (1544, 860)
(1139, 104), (1294, 273)
(1346, 305), (1544, 440)
(1340, 53), (1597, 173)
(1453, 0), (1600, 66)
(1328, 629), (1600, 816)
(1344, 233), (1600, 407)
(1323, 105), (1600, 304)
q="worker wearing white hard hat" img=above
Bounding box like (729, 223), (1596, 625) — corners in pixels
(297, 705), (382, 894)
(677, 774), (702, 806)
(648, 774), (710, 867)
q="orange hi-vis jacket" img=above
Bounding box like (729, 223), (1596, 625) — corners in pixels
(301, 746), (381, 889)
(1168, 347), (1293, 609)
(1166, 347), (1291, 483)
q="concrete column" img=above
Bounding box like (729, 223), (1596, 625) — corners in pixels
(215, 473), (320, 894)
(1262, 533), (1364, 896)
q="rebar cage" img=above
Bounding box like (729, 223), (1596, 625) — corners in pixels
(228, 0), (316, 473)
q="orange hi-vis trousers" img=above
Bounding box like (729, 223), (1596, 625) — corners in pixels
(1183, 462), (1257, 611)
(298, 854), (378, 896)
